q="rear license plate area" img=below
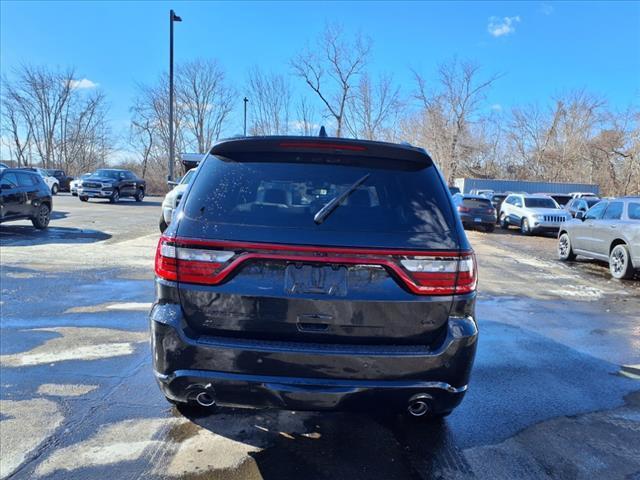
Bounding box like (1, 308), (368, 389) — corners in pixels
(474, 217), (482, 222)
(284, 264), (348, 297)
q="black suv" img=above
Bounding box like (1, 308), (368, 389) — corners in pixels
(0, 168), (52, 229)
(46, 169), (73, 192)
(151, 136), (478, 419)
(78, 169), (146, 203)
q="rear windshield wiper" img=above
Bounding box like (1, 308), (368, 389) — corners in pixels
(313, 173), (370, 225)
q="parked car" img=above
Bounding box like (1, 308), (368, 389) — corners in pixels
(558, 197), (640, 279)
(469, 189), (494, 198)
(535, 193), (573, 207)
(45, 169), (73, 192)
(70, 173), (92, 196)
(569, 192), (599, 199)
(151, 135), (478, 419)
(160, 168), (195, 232)
(565, 197), (601, 218)
(26, 168), (60, 195)
(0, 168), (52, 229)
(489, 193), (508, 221)
(499, 193), (570, 235)
(77, 169), (145, 203)
(453, 194), (496, 232)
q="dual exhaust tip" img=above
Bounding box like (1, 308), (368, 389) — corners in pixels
(192, 389), (432, 415)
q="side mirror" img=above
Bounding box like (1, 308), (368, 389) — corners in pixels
(575, 211), (585, 220)
(167, 180), (178, 187)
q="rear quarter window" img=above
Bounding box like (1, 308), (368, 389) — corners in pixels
(179, 155), (458, 249)
(628, 203), (640, 220)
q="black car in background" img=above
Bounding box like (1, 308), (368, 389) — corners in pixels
(565, 197), (601, 217)
(0, 168), (52, 229)
(489, 193), (508, 221)
(453, 194), (497, 232)
(151, 135), (478, 420)
(78, 169), (146, 203)
(46, 169), (73, 192)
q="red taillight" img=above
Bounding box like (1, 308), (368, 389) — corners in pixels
(457, 206), (471, 213)
(400, 253), (477, 295)
(155, 236), (477, 295)
(155, 237), (235, 285)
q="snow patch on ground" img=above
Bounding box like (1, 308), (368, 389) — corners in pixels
(0, 327), (147, 367)
(0, 399), (64, 478)
(37, 383), (98, 397)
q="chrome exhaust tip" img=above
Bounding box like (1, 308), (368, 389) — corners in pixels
(408, 400), (429, 417)
(407, 393), (431, 417)
(195, 391), (216, 407)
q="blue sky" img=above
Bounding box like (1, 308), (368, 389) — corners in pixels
(1, 0), (639, 153)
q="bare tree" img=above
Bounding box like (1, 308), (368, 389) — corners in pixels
(1, 89), (32, 166)
(344, 73), (402, 140)
(291, 23), (371, 137)
(294, 96), (318, 135)
(1, 65), (112, 173)
(246, 67), (291, 135)
(413, 59), (501, 182)
(177, 59), (234, 152)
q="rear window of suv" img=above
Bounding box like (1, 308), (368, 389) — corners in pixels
(463, 198), (492, 208)
(179, 155), (457, 249)
(628, 202), (640, 220)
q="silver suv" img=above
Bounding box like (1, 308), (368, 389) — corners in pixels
(558, 197), (640, 279)
(499, 194), (570, 235)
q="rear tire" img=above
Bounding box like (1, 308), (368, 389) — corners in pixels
(500, 214), (509, 229)
(609, 244), (634, 280)
(134, 188), (145, 202)
(558, 233), (576, 261)
(485, 224), (495, 233)
(79, 196), (88, 202)
(31, 203), (50, 229)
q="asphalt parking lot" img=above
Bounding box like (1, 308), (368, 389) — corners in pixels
(1, 194), (639, 480)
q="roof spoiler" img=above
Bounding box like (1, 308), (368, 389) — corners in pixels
(209, 136), (433, 165)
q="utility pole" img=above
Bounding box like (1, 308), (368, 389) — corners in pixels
(168, 9), (182, 182)
(243, 97), (249, 136)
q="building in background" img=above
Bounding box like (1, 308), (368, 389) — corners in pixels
(454, 178), (600, 195)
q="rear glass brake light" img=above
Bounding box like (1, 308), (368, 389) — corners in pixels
(278, 142), (367, 151)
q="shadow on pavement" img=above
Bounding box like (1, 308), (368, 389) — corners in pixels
(0, 225), (110, 246)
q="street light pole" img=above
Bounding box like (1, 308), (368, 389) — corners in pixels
(243, 97), (248, 136)
(168, 9), (182, 182)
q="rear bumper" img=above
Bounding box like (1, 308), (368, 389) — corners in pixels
(460, 213), (496, 227)
(150, 302), (478, 413)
